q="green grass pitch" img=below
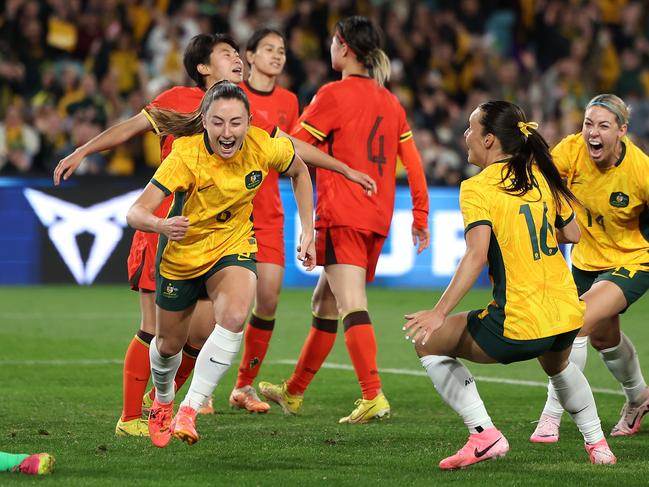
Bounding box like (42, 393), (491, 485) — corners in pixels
(1, 286), (648, 486)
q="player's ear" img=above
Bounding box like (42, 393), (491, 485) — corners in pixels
(245, 50), (255, 65)
(618, 123), (628, 139)
(483, 133), (495, 149)
(197, 63), (210, 76)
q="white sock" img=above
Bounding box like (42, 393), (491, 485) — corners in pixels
(550, 362), (603, 444)
(181, 325), (243, 410)
(541, 336), (588, 419)
(420, 355), (494, 434)
(149, 337), (182, 404)
(599, 333), (648, 405)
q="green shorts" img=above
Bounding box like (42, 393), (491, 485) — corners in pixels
(572, 265), (649, 311)
(156, 253), (257, 311)
(467, 307), (580, 365)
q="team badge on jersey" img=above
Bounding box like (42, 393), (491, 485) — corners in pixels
(245, 171), (263, 189)
(609, 192), (629, 208)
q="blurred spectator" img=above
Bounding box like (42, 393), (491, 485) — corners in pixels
(0, 102), (40, 173)
(0, 0), (646, 185)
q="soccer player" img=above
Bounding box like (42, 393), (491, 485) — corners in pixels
(530, 94), (649, 442)
(228, 28), (300, 413)
(404, 101), (616, 469)
(127, 81), (315, 448)
(259, 16), (430, 423)
(52, 34), (375, 435)
(0, 451), (54, 475)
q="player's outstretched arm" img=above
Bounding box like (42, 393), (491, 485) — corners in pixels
(126, 182), (189, 241)
(283, 154), (316, 270)
(278, 129), (377, 195)
(403, 224), (489, 345)
(53, 112), (152, 185)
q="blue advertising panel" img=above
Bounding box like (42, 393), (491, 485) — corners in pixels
(2, 177), (491, 288)
(279, 181), (485, 288)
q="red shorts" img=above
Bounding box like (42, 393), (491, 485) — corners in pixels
(127, 230), (159, 292)
(255, 227), (285, 266)
(315, 227), (386, 282)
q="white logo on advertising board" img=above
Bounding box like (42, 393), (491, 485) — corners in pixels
(23, 188), (140, 284)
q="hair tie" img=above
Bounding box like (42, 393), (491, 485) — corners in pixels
(517, 121), (538, 138)
(335, 31), (356, 56)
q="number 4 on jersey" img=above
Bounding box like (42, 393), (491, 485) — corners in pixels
(367, 116), (386, 176)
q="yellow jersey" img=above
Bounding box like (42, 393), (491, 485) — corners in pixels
(151, 127), (295, 279)
(460, 162), (584, 340)
(552, 134), (649, 271)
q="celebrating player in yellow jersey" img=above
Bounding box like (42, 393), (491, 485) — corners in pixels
(531, 94), (649, 442)
(126, 81), (315, 448)
(404, 101), (616, 469)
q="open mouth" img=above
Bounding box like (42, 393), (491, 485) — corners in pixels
(219, 139), (236, 154)
(588, 140), (604, 158)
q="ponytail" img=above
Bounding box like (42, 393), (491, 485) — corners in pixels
(366, 48), (391, 85)
(479, 101), (578, 211)
(146, 106), (203, 138)
(335, 16), (390, 85)
(502, 129), (578, 211)
(146, 81), (250, 138)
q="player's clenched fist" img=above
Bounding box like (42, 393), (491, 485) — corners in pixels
(158, 216), (189, 241)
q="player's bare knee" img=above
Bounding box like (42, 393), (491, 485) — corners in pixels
(255, 293), (279, 317)
(311, 294), (337, 317)
(156, 336), (183, 357)
(589, 333), (618, 351)
(414, 340), (428, 358)
(219, 310), (248, 332)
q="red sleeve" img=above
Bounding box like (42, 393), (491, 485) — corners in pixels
(399, 136), (429, 229)
(287, 92), (300, 134)
(251, 109), (279, 137)
(148, 87), (179, 110)
(290, 86), (338, 143)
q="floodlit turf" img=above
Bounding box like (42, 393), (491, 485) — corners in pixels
(1, 285), (648, 486)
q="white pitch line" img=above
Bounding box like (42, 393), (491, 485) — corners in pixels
(0, 358), (624, 396)
(271, 359), (624, 396)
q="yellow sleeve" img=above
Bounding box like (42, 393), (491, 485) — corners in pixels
(151, 150), (192, 195)
(267, 136), (296, 174)
(460, 178), (492, 234)
(551, 135), (577, 179)
(555, 197), (576, 229)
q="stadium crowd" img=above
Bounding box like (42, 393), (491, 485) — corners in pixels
(1, 0), (648, 184)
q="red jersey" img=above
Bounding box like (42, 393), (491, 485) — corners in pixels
(292, 75), (429, 236)
(241, 80), (299, 231)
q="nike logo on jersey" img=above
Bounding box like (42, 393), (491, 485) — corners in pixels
(474, 437), (503, 458)
(198, 184), (214, 192)
(209, 357), (229, 366)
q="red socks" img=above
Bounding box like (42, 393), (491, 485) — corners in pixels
(121, 330), (154, 422)
(343, 311), (381, 400)
(286, 316), (338, 396)
(235, 314), (275, 389)
(173, 342), (201, 392)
